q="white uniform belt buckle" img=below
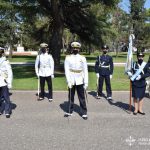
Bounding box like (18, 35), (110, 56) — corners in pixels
(101, 66), (109, 68)
(70, 69), (82, 73)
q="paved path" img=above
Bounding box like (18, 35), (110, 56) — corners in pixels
(0, 91), (150, 150)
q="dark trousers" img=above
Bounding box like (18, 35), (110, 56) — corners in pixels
(40, 76), (53, 99)
(98, 75), (112, 97)
(68, 84), (87, 115)
(0, 86), (11, 114)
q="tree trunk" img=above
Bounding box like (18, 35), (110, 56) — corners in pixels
(49, 0), (64, 65)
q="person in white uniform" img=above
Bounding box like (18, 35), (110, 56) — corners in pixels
(64, 42), (88, 120)
(35, 43), (54, 102)
(0, 48), (13, 118)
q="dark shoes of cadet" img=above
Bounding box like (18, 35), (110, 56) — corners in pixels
(107, 97), (112, 100)
(96, 96), (101, 99)
(48, 99), (53, 102)
(133, 112), (137, 115)
(138, 111), (145, 115)
(38, 97), (44, 101)
(133, 111), (145, 115)
(5, 114), (10, 118)
(82, 114), (88, 120)
(64, 112), (73, 117)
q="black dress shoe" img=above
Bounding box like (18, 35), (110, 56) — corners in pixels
(6, 114), (10, 118)
(133, 112), (137, 115)
(138, 111), (145, 115)
(38, 97), (44, 101)
(82, 115), (88, 120)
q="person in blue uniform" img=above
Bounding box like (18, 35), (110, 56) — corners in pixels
(95, 45), (114, 100)
(127, 52), (150, 115)
(35, 43), (54, 102)
(0, 48), (13, 118)
(64, 42), (88, 120)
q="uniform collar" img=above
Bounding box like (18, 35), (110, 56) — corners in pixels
(72, 53), (79, 56)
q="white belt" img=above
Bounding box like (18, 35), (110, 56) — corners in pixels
(101, 66), (109, 68)
(70, 69), (82, 73)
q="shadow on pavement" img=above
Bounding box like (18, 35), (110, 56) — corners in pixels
(60, 101), (81, 117)
(107, 99), (134, 114)
(88, 91), (108, 100)
(145, 93), (150, 99)
(88, 90), (134, 114)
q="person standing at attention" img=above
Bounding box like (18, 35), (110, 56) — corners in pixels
(35, 43), (54, 102)
(95, 45), (114, 100)
(64, 42), (88, 120)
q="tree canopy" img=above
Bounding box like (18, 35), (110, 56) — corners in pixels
(0, 0), (150, 63)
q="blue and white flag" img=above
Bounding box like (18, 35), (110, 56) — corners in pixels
(125, 34), (135, 73)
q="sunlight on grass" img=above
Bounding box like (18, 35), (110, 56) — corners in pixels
(12, 66), (130, 91)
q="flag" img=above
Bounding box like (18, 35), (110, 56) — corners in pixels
(125, 34), (135, 73)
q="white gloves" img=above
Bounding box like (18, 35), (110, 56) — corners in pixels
(110, 75), (112, 79)
(36, 73), (39, 78)
(51, 74), (54, 78)
(68, 82), (72, 89)
(127, 72), (133, 77)
(96, 73), (99, 78)
(8, 84), (12, 89)
(146, 80), (150, 85)
(84, 84), (88, 90)
(136, 75), (141, 80)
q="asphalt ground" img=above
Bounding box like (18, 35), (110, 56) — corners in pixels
(0, 90), (150, 150)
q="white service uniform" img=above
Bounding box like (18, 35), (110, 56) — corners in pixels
(0, 56), (13, 88)
(64, 54), (88, 86)
(35, 53), (54, 77)
(0, 56), (13, 115)
(35, 52), (54, 99)
(64, 53), (88, 115)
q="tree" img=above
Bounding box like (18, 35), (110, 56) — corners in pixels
(22, 0), (119, 65)
(1, 0), (119, 64)
(129, 0), (146, 49)
(0, 0), (19, 58)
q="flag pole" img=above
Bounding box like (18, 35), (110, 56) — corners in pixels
(129, 81), (132, 111)
(125, 33), (135, 113)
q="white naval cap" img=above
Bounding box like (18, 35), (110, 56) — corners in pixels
(40, 43), (48, 48)
(71, 42), (81, 48)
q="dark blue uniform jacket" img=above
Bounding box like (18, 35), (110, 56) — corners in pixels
(95, 54), (114, 76)
(132, 62), (150, 87)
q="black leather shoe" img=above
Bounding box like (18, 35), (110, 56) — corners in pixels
(138, 111), (145, 115)
(82, 115), (88, 120)
(64, 113), (72, 117)
(38, 97), (44, 101)
(133, 112), (137, 115)
(6, 114), (10, 118)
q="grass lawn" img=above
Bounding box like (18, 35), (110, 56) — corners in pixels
(12, 66), (130, 91)
(9, 52), (149, 90)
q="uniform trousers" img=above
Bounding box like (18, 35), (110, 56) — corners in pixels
(0, 86), (11, 114)
(98, 75), (112, 97)
(40, 76), (53, 99)
(68, 84), (87, 115)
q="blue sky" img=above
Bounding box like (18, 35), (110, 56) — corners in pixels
(119, 0), (150, 12)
